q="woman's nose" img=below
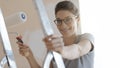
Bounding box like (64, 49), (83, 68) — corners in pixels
(60, 20), (68, 27)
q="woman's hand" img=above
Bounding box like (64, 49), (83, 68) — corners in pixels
(16, 35), (41, 68)
(43, 35), (64, 53)
(16, 35), (32, 58)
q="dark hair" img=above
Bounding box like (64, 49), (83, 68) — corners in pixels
(55, 1), (79, 17)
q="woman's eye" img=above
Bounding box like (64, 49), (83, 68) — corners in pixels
(65, 18), (72, 22)
(56, 20), (62, 24)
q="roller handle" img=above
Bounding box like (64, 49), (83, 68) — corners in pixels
(16, 36), (23, 44)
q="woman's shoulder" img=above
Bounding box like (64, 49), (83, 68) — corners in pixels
(75, 33), (94, 43)
(78, 33), (94, 43)
(79, 33), (94, 38)
(77, 33), (95, 52)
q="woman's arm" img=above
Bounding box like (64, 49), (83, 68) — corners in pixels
(60, 33), (94, 60)
(43, 33), (94, 60)
(26, 53), (41, 68)
(60, 39), (92, 60)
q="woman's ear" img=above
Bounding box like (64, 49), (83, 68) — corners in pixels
(76, 16), (80, 28)
(76, 16), (80, 24)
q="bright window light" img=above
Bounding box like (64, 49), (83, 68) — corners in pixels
(79, 0), (120, 68)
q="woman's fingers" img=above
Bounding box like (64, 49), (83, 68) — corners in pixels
(16, 35), (31, 57)
(16, 42), (30, 57)
(19, 46), (30, 57)
(43, 35), (53, 42)
(43, 35), (64, 52)
(16, 41), (23, 45)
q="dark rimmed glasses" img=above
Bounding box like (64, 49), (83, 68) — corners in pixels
(54, 16), (77, 26)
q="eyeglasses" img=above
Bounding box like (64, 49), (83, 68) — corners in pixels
(54, 16), (77, 26)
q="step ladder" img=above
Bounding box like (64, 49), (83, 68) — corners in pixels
(0, 9), (17, 68)
(0, 0), (65, 67)
(33, 0), (65, 68)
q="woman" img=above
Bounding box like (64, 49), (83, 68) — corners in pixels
(16, 1), (94, 68)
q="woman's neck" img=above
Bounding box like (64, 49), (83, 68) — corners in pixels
(63, 34), (77, 46)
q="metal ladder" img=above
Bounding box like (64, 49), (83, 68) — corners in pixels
(0, 9), (17, 68)
(33, 0), (65, 68)
(0, 0), (65, 67)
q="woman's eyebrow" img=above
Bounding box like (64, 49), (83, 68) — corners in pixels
(55, 18), (61, 20)
(56, 16), (71, 20)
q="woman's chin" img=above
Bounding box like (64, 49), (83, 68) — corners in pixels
(62, 32), (72, 37)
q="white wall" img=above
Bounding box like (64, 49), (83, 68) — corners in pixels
(79, 0), (120, 68)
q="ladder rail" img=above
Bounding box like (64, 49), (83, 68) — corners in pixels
(0, 8), (17, 68)
(33, 0), (65, 68)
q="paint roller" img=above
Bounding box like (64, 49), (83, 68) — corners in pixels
(5, 11), (27, 27)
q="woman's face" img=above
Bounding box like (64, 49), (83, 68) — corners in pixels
(55, 10), (79, 37)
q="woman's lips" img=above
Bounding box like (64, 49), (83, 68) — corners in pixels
(60, 28), (70, 33)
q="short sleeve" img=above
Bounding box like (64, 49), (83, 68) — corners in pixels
(79, 33), (94, 51)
